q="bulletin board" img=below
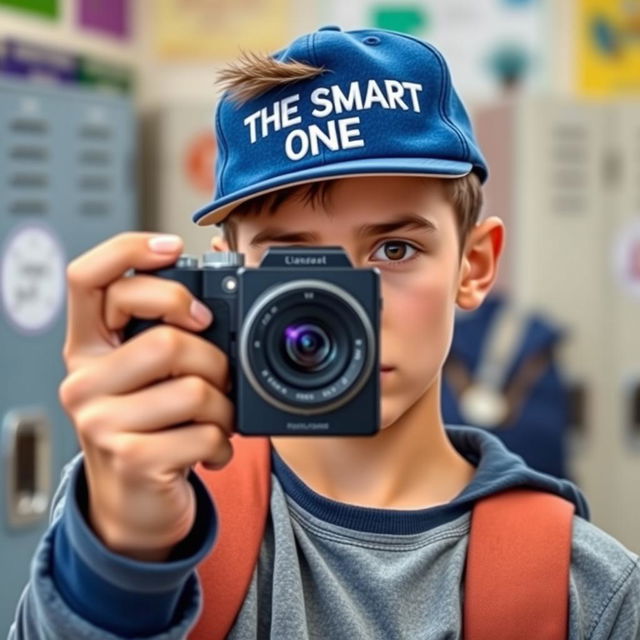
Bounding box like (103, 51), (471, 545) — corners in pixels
(77, 0), (131, 40)
(576, 0), (640, 96)
(153, 0), (291, 59)
(323, 0), (547, 99)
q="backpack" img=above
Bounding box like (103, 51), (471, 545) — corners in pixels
(442, 295), (571, 479)
(189, 435), (575, 640)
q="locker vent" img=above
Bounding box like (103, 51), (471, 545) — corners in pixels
(8, 200), (47, 215)
(10, 145), (49, 162)
(77, 121), (114, 217)
(78, 150), (111, 166)
(6, 117), (51, 217)
(79, 175), (111, 190)
(79, 124), (112, 141)
(10, 117), (49, 135)
(11, 173), (48, 188)
(549, 122), (590, 216)
(80, 201), (109, 216)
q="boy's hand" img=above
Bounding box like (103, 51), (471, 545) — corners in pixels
(58, 232), (235, 562)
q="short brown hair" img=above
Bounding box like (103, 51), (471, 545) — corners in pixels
(221, 173), (483, 255)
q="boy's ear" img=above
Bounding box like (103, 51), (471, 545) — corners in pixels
(210, 234), (230, 252)
(456, 216), (505, 311)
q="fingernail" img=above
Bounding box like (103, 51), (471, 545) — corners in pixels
(190, 299), (213, 326)
(148, 234), (182, 253)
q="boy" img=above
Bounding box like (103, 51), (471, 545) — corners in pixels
(9, 26), (640, 639)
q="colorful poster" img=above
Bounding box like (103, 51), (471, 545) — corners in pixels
(0, 0), (58, 19)
(77, 0), (130, 40)
(323, 0), (546, 99)
(184, 130), (217, 194)
(77, 55), (134, 93)
(0, 38), (77, 83)
(153, 0), (290, 59)
(576, 0), (640, 96)
(372, 6), (426, 35)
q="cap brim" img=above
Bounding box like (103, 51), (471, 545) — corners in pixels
(192, 157), (473, 226)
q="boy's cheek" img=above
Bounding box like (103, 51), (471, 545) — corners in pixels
(382, 273), (452, 336)
(382, 275), (455, 386)
(378, 288), (449, 431)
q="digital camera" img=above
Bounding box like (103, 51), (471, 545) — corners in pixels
(123, 246), (381, 436)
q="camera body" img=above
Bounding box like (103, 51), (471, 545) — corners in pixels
(123, 246), (381, 436)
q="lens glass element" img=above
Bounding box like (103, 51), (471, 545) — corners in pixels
(283, 323), (335, 371)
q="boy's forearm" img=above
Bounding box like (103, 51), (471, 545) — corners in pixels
(7, 535), (204, 640)
(7, 454), (218, 639)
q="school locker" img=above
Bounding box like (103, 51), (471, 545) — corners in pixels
(474, 97), (640, 551)
(604, 102), (640, 547)
(0, 76), (137, 630)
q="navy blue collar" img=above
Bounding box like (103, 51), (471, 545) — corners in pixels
(271, 425), (589, 535)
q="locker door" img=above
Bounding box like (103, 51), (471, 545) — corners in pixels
(604, 101), (640, 551)
(0, 77), (138, 631)
(0, 80), (69, 631)
(512, 98), (616, 530)
(471, 97), (639, 547)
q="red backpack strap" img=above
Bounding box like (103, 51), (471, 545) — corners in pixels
(464, 488), (575, 640)
(189, 435), (272, 640)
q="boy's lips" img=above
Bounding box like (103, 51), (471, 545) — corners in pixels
(380, 365), (395, 372)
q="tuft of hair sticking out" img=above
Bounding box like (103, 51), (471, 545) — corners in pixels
(216, 50), (326, 104)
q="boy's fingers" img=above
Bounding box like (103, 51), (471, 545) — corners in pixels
(103, 275), (213, 333)
(75, 376), (234, 438)
(109, 423), (234, 474)
(60, 327), (229, 404)
(66, 232), (184, 291)
(63, 232), (184, 367)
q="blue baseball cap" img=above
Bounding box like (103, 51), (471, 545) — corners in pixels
(193, 25), (488, 227)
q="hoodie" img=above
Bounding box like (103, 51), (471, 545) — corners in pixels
(8, 425), (640, 639)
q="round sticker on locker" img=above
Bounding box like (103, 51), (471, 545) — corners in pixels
(0, 223), (66, 335)
(612, 218), (640, 299)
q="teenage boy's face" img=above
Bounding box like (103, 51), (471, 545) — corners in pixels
(213, 175), (501, 431)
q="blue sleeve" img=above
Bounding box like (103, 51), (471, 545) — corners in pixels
(8, 454), (218, 639)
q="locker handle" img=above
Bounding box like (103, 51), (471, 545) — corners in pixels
(630, 383), (640, 439)
(2, 409), (52, 528)
(568, 381), (587, 436)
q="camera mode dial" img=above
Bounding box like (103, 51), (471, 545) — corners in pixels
(203, 251), (245, 268)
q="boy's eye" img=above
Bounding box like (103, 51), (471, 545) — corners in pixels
(371, 241), (418, 263)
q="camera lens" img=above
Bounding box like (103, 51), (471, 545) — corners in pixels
(283, 324), (335, 371)
(240, 279), (376, 415)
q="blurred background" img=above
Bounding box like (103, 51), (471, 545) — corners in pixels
(1, 0), (639, 629)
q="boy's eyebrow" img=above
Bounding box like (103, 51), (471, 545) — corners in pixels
(249, 213), (437, 247)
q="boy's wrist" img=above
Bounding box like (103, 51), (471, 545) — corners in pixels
(85, 491), (196, 563)
(46, 456), (219, 635)
(67, 457), (218, 579)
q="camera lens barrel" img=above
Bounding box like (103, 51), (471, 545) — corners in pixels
(239, 279), (375, 416)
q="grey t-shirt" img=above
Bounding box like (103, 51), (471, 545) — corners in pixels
(229, 472), (640, 639)
(8, 426), (640, 639)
